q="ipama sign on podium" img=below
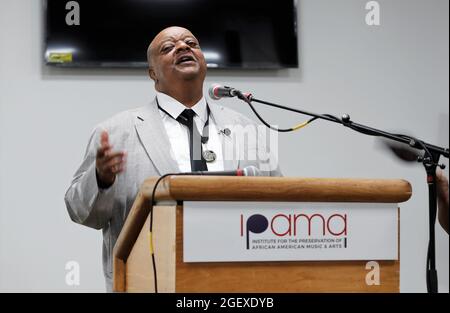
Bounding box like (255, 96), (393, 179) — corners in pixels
(241, 211), (348, 250)
(183, 202), (398, 262)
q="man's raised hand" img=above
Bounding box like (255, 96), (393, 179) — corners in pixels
(95, 131), (127, 188)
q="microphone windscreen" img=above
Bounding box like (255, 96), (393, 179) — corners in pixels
(208, 84), (221, 100)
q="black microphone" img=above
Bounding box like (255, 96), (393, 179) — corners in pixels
(179, 166), (262, 176)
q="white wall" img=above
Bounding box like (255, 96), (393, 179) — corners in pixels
(0, 0), (448, 292)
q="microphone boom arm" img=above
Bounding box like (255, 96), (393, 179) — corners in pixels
(242, 94), (449, 159)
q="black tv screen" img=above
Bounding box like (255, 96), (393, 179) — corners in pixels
(44, 0), (299, 69)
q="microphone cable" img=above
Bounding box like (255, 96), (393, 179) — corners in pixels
(148, 172), (179, 293)
(237, 91), (342, 133)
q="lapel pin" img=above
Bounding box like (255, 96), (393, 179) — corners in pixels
(203, 150), (217, 163)
(219, 128), (231, 136)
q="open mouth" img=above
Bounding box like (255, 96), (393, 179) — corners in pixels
(176, 55), (196, 65)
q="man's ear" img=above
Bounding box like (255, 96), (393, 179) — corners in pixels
(148, 68), (157, 82)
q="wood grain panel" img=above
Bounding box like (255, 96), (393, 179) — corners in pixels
(126, 205), (177, 293)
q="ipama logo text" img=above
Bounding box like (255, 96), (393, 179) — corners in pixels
(240, 213), (348, 249)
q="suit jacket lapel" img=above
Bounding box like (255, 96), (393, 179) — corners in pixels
(208, 102), (240, 171)
(134, 99), (179, 175)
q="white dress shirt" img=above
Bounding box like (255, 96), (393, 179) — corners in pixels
(156, 92), (224, 172)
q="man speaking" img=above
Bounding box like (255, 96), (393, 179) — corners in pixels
(64, 26), (281, 291)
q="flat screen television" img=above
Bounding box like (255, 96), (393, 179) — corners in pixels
(44, 0), (299, 69)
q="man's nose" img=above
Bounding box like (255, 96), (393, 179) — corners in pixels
(175, 41), (191, 53)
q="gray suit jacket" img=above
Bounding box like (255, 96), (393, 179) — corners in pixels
(64, 98), (281, 291)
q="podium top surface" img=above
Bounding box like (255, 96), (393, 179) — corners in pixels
(142, 176), (412, 203)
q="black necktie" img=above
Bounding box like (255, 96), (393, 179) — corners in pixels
(177, 109), (208, 172)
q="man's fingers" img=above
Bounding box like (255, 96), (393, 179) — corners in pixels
(105, 155), (126, 169)
(106, 161), (126, 175)
(114, 164), (126, 174)
(95, 129), (127, 178)
(98, 154), (127, 174)
(97, 144), (113, 158)
(100, 151), (126, 163)
(97, 131), (112, 158)
(100, 131), (109, 146)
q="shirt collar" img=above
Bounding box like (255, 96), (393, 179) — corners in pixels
(156, 92), (207, 123)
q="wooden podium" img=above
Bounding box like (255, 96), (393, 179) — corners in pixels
(113, 176), (411, 293)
